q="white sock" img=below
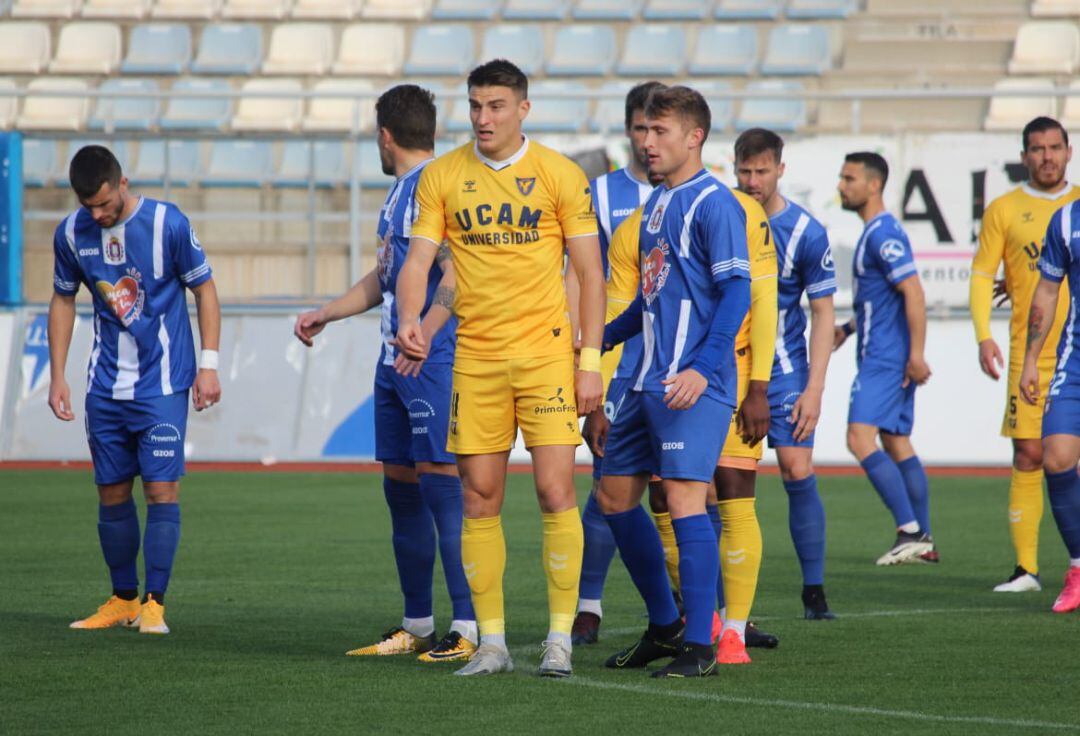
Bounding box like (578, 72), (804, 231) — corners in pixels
(546, 631), (572, 650)
(721, 619), (747, 640)
(451, 619), (478, 644)
(1070, 558), (1080, 568)
(719, 606), (727, 622)
(577, 598), (603, 617)
(480, 633), (506, 649)
(402, 616), (435, 638)
(899, 521), (920, 534)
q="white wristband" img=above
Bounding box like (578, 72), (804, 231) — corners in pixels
(200, 349), (219, 371)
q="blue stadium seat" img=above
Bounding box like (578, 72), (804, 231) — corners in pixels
(547, 25), (616, 76)
(526, 81), (588, 133)
(445, 83), (471, 134)
(190, 23), (263, 75)
(358, 140), (394, 188)
(121, 23), (191, 74)
(760, 24), (832, 75)
(502, 0), (568, 20)
(715, 0), (783, 19)
(643, 0), (710, 20)
(589, 80), (631, 133)
(481, 25), (544, 76)
(616, 24), (686, 77)
(89, 78), (160, 131)
(160, 78), (232, 130)
(67, 139), (131, 174)
(128, 139), (201, 187)
(735, 81), (806, 132)
(202, 140), (273, 187)
(697, 81), (735, 131)
(21, 138), (59, 187)
(431, 0), (498, 19)
(275, 140), (349, 187)
(573, 0), (642, 20)
(404, 24), (474, 76)
(787, 0), (856, 19)
(689, 25), (758, 75)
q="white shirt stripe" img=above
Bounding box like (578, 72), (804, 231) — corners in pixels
(87, 313), (102, 387)
(666, 299), (692, 379)
(157, 315), (173, 395)
(775, 307), (794, 374)
(635, 312), (656, 392)
(781, 213), (810, 279)
(64, 211), (77, 255)
(152, 203), (166, 279)
(679, 185), (718, 258)
(596, 174), (612, 245)
(860, 301), (873, 362)
(113, 331), (140, 400)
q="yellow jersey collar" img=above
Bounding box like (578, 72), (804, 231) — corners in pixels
(473, 135), (529, 172)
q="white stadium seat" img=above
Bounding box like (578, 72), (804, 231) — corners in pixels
(1008, 21), (1080, 74)
(291, 0), (362, 19)
(262, 23), (335, 75)
(16, 77), (91, 131)
(984, 77), (1057, 131)
(302, 78), (376, 133)
(332, 23), (404, 75)
(151, 0), (221, 19)
(1031, 0), (1080, 16)
(49, 22), (122, 74)
(231, 78), (304, 132)
(362, 0), (430, 19)
(11, 0), (81, 18)
(0, 22), (52, 74)
(81, 0), (152, 18)
(1058, 79), (1080, 129)
(0, 80), (18, 130)
(221, 0), (291, 19)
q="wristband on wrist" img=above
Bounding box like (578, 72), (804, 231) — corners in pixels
(578, 347), (601, 372)
(200, 349), (219, 370)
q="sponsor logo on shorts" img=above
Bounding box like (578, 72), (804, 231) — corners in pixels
(152, 449), (175, 458)
(408, 398), (436, 421)
(79, 247), (100, 257)
(661, 441), (684, 451)
(536, 387), (577, 415)
(148, 423), (182, 444)
(781, 391), (802, 413)
(412, 427), (429, 435)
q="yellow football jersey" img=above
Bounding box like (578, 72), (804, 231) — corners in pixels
(731, 189), (779, 382)
(600, 207), (644, 390)
(972, 183), (1080, 367)
(412, 138), (597, 360)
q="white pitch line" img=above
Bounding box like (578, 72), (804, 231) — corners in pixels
(565, 677), (1080, 732)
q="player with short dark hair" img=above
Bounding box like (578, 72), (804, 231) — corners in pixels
(49, 144), (221, 635)
(971, 117), (1078, 593)
(294, 84), (476, 663)
(834, 152), (935, 566)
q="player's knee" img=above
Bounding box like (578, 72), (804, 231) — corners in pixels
(415, 461), (457, 478)
(1013, 442), (1043, 472)
(845, 427), (868, 458)
(779, 457), (813, 483)
(143, 481), (179, 504)
(1041, 442), (1079, 475)
(97, 482), (134, 506)
(383, 463), (419, 483)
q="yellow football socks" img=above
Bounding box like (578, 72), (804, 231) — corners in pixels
(719, 498), (762, 623)
(542, 508), (584, 637)
(653, 511), (681, 590)
(461, 516), (506, 638)
(1009, 468), (1044, 575)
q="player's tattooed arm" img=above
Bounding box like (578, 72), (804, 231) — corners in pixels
(434, 285), (455, 313)
(1027, 305), (1045, 350)
(1021, 277), (1062, 404)
(435, 242), (452, 270)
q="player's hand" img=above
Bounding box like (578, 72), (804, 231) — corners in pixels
(1020, 361), (1041, 405)
(293, 308), (327, 347)
(790, 385), (823, 443)
(993, 278), (1010, 308)
(736, 381), (769, 446)
(393, 352), (424, 378)
(48, 376), (75, 421)
(582, 407), (610, 457)
(833, 324), (850, 351)
(903, 355), (932, 388)
(193, 368), (221, 411)
(575, 370), (603, 416)
(662, 368), (708, 410)
(394, 320), (428, 361)
(978, 338), (1004, 381)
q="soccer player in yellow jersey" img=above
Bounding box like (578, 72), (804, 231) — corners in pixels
(970, 116), (1079, 592)
(395, 60), (605, 678)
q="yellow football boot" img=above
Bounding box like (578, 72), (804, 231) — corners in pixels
(417, 631), (477, 663)
(346, 627), (435, 656)
(69, 595), (141, 630)
(138, 595), (170, 635)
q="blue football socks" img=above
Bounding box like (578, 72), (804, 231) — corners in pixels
(861, 450), (918, 530)
(605, 505), (680, 626)
(673, 514), (720, 646)
(383, 478), (436, 620)
(98, 498), (140, 595)
(784, 475), (827, 586)
(418, 472), (475, 623)
(143, 502), (180, 600)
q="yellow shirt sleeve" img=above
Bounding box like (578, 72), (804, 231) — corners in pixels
(410, 162), (447, 245)
(970, 199), (1006, 343)
(743, 196), (779, 382)
(600, 208), (643, 390)
(555, 156), (600, 241)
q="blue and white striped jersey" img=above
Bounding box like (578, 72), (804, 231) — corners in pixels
(1038, 200), (1080, 385)
(633, 170), (750, 405)
(852, 211), (917, 369)
(376, 158), (455, 365)
(52, 197), (211, 401)
(770, 200), (836, 377)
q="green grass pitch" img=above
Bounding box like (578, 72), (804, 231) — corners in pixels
(2, 468), (1079, 735)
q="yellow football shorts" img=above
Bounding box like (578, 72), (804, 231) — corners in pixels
(719, 349), (763, 469)
(447, 353), (582, 454)
(1002, 360), (1056, 439)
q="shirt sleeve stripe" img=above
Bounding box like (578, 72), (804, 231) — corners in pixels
(888, 263), (917, 282)
(806, 278), (838, 294)
(181, 263), (211, 283)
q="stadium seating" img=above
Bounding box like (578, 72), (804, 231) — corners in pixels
(332, 23), (405, 75)
(643, 0), (710, 20)
(16, 78), (90, 131)
(526, 80), (588, 133)
(481, 25), (545, 76)
(572, 0), (642, 20)
(546, 25), (616, 76)
(190, 23), (262, 74)
(714, 0), (783, 19)
(589, 80), (631, 132)
(787, 0), (858, 18)
(231, 78), (304, 132)
(202, 139), (273, 186)
(357, 140), (394, 186)
(760, 24), (832, 75)
(221, 0), (291, 20)
(302, 78), (376, 133)
(291, 0), (363, 18)
(0, 22), (51, 74)
(697, 80), (735, 130)
(127, 139), (200, 185)
(88, 78), (160, 131)
(160, 77), (232, 130)
(11, 0), (81, 18)
(121, 23), (192, 74)
(1060, 79), (1080, 128)
(1008, 21), (1080, 74)
(502, 0), (569, 20)
(151, 0), (221, 19)
(0, 80), (17, 130)
(49, 21), (122, 74)
(1031, 0), (1080, 15)
(735, 80), (807, 131)
(21, 138), (60, 187)
(984, 77), (1057, 130)
(275, 140), (350, 187)
(616, 24), (687, 76)
(81, 0), (152, 18)
(689, 25), (758, 75)
(262, 23), (336, 75)
(362, 0), (432, 19)
(404, 24), (474, 76)
(432, 0), (499, 19)
(66, 138), (130, 172)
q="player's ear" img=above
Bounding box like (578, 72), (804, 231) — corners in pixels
(777, 161), (786, 180)
(118, 176), (129, 195)
(518, 97), (530, 122)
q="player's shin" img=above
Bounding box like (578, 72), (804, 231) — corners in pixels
(861, 450), (919, 531)
(418, 473), (475, 628)
(898, 456), (931, 536)
(578, 493), (617, 617)
(143, 503), (180, 602)
(542, 508), (584, 646)
(461, 515), (507, 647)
(98, 498), (140, 597)
(384, 478), (437, 634)
(653, 511), (681, 590)
(673, 514), (720, 647)
(1009, 467), (1044, 574)
(605, 506), (681, 626)
(718, 498), (762, 640)
(1046, 469), (1080, 560)
(784, 476), (826, 586)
